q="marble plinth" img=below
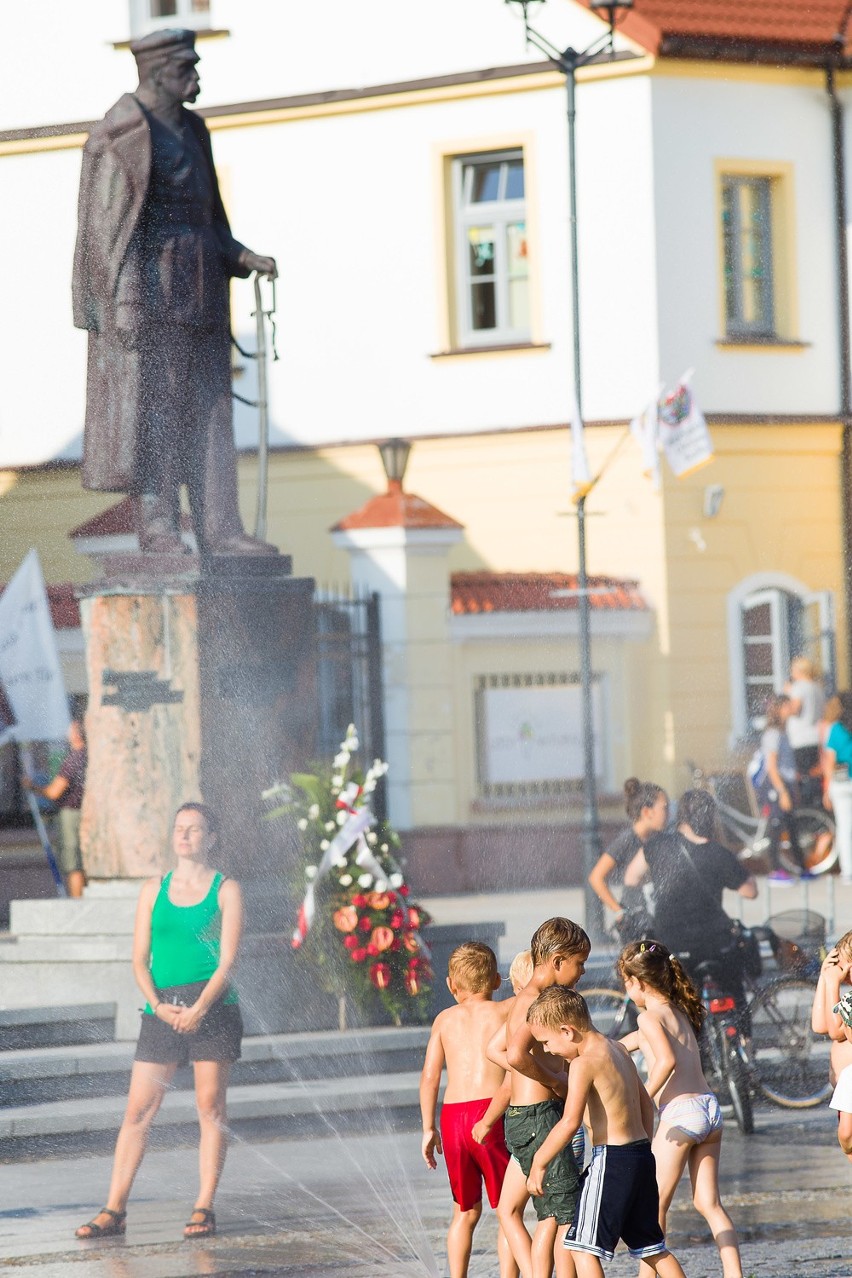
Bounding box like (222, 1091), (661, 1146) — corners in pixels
(78, 563), (317, 890)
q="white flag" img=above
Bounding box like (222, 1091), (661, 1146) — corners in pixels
(0, 550), (70, 743)
(658, 373), (714, 479)
(629, 391), (662, 489)
(570, 396), (592, 501)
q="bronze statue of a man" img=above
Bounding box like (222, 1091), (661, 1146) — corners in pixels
(73, 29), (277, 557)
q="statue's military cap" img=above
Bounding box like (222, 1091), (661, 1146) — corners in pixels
(130, 28), (199, 69)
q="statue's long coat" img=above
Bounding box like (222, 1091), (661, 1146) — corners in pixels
(72, 94), (249, 492)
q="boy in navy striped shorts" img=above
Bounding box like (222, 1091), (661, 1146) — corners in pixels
(524, 988), (686, 1277)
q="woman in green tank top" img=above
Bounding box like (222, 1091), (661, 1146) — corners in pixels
(76, 802), (244, 1242)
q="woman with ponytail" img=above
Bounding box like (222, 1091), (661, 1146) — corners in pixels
(618, 941), (743, 1278)
(588, 777), (669, 930)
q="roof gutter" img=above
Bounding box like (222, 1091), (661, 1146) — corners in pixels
(826, 14), (852, 683)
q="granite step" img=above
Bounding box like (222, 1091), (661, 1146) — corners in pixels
(0, 1064), (428, 1162)
(0, 1023), (429, 1107)
(0, 1002), (116, 1051)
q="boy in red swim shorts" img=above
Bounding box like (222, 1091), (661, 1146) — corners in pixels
(420, 942), (517, 1278)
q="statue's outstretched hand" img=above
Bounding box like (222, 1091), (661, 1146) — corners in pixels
(240, 250), (277, 279)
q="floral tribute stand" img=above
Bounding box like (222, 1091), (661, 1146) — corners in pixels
(264, 725), (435, 1028)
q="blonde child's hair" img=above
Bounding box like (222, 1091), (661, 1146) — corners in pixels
(509, 949), (533, 992)
(791, 655), (816, 680)
(527, 986), (591, 1033)
(618, 940), (705, 1035)
(836, 930), (852, 962)
(530, 917), (590, 966)
(447, 941), (499, 994)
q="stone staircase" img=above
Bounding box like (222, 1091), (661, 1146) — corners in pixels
(0, 1001), (430, 1161)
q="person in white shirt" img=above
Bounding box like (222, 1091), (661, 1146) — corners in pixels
(785, 656), (825, 807)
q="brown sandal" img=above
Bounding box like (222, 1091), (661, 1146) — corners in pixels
(184, 1207), (216, 1238)
(75, 1208), (127, 1239)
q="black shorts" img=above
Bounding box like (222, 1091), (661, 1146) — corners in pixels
(135, 982), (243, 1067)
(566, 1139), (665, 1261)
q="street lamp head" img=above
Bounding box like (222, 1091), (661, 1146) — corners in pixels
(589, 0), (634, 11)
(378, 437), (412, 490)
(503, 0), (546, 21)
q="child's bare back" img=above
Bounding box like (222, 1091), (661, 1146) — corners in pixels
(577, 1031), (649, 1146)
(436, 997), (512, 1102)
(637, 1003), (708, 1107)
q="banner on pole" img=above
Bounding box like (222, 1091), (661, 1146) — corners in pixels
(657, 375), (714, 479)
(0, 549), (70, 744)
(629, 390), (662, 489)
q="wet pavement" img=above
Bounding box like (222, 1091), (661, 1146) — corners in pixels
(1, 1104), (850, 1277)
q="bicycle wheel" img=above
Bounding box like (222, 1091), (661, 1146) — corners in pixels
(581, 988), (631, 1039)
(724, 1048), (755, 1134)
(779, 808), (836, 875)
(749, 976), (832, 1107)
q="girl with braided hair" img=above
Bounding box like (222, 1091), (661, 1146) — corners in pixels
(618, 941), (743, 1278)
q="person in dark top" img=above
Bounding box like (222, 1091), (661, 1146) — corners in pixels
(25, 719), (88, 898)
(635, 789), (757, 1005)
(588, 777), (669, 929)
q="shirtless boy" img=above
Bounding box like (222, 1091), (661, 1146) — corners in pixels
(493, 917), (590, 1278)
(420, 942), (518, 1278)
(526, 987), (686, 1277)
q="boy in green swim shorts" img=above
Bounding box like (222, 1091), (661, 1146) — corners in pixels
(490, 916), (590, 1278)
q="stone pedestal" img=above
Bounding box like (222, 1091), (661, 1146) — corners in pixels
(78, 557), (316, 902)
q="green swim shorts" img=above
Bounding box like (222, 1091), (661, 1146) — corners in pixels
(504, 1098), (579, 1225)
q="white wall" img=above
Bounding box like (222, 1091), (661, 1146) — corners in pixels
(652, 73), (841, 415)
(1, 3), (849, 467)
(0, 0), (608, 128)
(0, 70), (659, 462)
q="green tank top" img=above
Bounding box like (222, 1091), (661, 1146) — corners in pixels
(145, 871), (237, 1012)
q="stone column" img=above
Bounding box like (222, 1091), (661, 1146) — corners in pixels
(79, 561), (317, 904)
(80, 585), (201, 878)
(332, 501), (463, 831)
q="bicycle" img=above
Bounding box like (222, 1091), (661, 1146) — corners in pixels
(686, 759), (836, 876)
(580, 913), (831, 1130)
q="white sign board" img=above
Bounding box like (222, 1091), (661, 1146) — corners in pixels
(0, 549), (70, 742)
(479, 683), (605, 786)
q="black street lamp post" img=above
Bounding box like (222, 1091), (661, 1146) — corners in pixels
(503, 0), (633, 941)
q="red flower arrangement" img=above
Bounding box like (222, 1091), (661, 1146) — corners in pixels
(264, 725), (433, 1025)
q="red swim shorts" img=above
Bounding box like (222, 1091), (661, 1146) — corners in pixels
(440, 1097), (511, 1210)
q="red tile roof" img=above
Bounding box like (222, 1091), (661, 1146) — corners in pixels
(332, 481), (464, 533)
(451, 571), (647, 614)
(582, 1), (852, 62)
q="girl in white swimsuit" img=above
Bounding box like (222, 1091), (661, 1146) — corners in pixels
(618, 940), (743, 1278)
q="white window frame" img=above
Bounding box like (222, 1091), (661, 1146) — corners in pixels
(727, 573), (835, 742)
(720, 173), (776, 339)
(741, 587), (788, 727)
(452, 150), (529, 349)
(129, 0), (211, 38)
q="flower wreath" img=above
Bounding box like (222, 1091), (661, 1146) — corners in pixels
(264, 725), (433, 1025)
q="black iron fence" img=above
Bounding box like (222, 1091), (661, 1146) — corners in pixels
(314, 587), (386, 821)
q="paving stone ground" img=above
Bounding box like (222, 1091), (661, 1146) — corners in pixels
(1, 1104), (850, 1277)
